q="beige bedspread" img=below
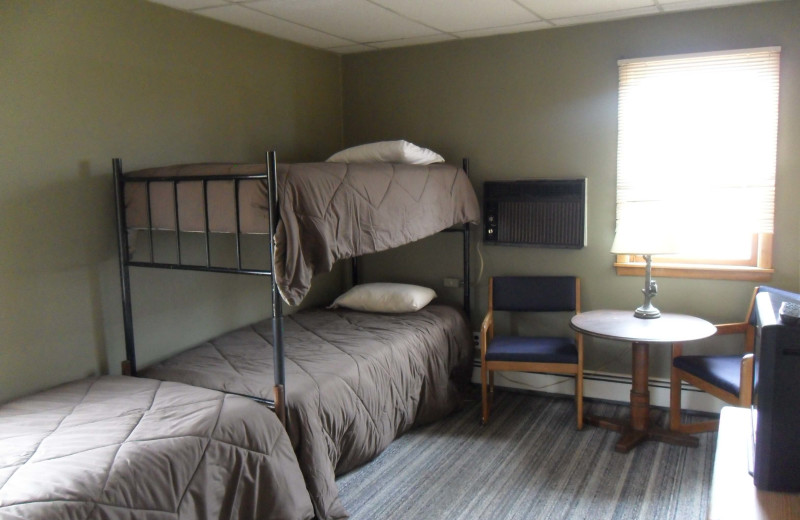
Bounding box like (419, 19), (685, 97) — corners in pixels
(0, 376), (314, 520)
(141, 304), (473, 520)
(124, 161), (480, 305)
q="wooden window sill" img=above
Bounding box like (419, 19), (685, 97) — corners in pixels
(614, 262), (774, 282)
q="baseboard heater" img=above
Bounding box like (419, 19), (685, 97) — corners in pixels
(483, 179), (587, 248)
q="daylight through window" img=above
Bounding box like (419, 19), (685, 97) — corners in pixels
(615, 47), (780, 280)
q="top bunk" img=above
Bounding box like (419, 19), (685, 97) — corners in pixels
(115, 147), (480, 307)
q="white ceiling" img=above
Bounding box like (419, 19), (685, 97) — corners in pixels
(149, 0), (774, 54)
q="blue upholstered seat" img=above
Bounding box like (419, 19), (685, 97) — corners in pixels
(672, 355), (742, 397)
(668, 286), (790, 434)
(480, 276), (584, 429)
(486, 336), (578, 364)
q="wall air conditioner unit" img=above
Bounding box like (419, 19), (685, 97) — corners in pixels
(483, 179), (587, 248)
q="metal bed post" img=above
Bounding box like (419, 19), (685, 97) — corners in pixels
(266, 151), (286, 425)
(462, 158), (471, 322)
(113, 158), (138, 376)
(438, 158), (472, 322)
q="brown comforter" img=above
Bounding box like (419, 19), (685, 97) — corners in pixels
(0, 376), (314, 520)
(141, 304), (473, 519)
(124, 161), (480, 305)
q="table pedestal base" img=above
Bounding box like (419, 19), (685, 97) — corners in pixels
(569, 311), (716, 454)
(586, 412), (700, 453)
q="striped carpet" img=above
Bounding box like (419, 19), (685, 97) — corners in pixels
(336, 390), (717, 520)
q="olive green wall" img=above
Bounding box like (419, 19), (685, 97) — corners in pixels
(3, 0), (798, 405)
(0, 0), (343, 403)
(342, 1), (800, 378)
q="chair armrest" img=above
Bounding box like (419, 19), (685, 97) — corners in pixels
(739, 353), (755, 406)
(715, 322), (749, 335)
(480, 312), (493, 358)
(716, 322), (756, 353)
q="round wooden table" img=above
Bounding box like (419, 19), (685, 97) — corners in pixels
(570, 309), (716, 453)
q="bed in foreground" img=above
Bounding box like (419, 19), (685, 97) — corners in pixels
(0, 376), (314, 520)
(142, 303), (473, 519)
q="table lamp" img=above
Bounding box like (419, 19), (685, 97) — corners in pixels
(611, 224), (678, 319)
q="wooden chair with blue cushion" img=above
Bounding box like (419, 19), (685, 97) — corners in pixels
(669, 285), (794, 433)
(480, 276), (583, 429)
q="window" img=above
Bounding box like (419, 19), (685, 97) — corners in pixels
(615, 47), (780, 281)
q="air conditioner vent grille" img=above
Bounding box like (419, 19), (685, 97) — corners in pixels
(484, 179), (587, 248)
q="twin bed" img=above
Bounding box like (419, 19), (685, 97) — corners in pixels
(0, 376), (314, 519)
(1, 146), (480, 520)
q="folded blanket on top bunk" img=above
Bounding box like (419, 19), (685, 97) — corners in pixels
(0, 376), (314, 520)
(123, 161), (480, 305)
(141, 304), (473, 520)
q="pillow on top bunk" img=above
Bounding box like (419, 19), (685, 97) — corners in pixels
(326, 140), (444, 165)
(329, 283), (437, 313)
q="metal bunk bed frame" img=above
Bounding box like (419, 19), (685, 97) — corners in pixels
(113, 152), (471, 425)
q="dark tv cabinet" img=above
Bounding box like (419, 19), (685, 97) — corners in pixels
(752, 290), (800, 492)
(708, 407), (800, 519)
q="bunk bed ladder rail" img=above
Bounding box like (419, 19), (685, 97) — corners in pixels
(113, 158), (137, 377)
(462, 157), (471, 320)
(266, 151), (286, 425)
(112, 154), (285, 422)
(439, 157), (472, 321)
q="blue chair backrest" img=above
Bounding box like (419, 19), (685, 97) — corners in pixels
(492, 276), (578, 313)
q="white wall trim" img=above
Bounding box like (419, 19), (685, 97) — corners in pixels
(471, 363), (725, 415)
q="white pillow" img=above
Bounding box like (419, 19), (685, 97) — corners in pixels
(326, 140), (444, 165)
(329, 283), (437, 313)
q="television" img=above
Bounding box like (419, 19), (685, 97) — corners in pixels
(750, 286), (800, 492)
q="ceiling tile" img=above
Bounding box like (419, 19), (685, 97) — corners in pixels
(659, 0), (761, 10)
(245, 0), (439, 43)
(198, 4), (353, 48)
(371, 0), (541, 33)
(518, 0), (655, 19)
(146, 0), (772, 53)
(149, 0), (228, 9)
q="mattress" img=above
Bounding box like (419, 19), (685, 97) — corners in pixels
(123, 161), (480, 305)
(0, 376), (314, 520)
(141, 304), (473, 520)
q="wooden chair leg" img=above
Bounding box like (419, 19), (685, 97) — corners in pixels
(576, 371), (584, 430)
(670, 365), (721, 433)
(670, 365), (683, 431)
(679, 418), (720, 434)
(489, 371), (494, 408)
(481, 365), (489, 425)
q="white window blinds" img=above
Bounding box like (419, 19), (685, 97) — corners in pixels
(616, 47), (780, 260)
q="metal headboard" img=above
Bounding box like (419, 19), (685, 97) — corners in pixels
(113, 151), (286, 422)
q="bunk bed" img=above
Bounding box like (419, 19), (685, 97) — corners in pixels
(0, 375), (314, 520)
(113, 149), (480, 519)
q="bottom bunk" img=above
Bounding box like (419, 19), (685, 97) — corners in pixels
(141, 303), (474, 520)
(0, 375), (314, 520)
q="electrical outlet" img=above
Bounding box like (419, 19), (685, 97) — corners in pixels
(443, 277), (461, 288)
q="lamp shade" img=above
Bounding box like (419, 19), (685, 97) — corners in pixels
(611, 222), (679, 255)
